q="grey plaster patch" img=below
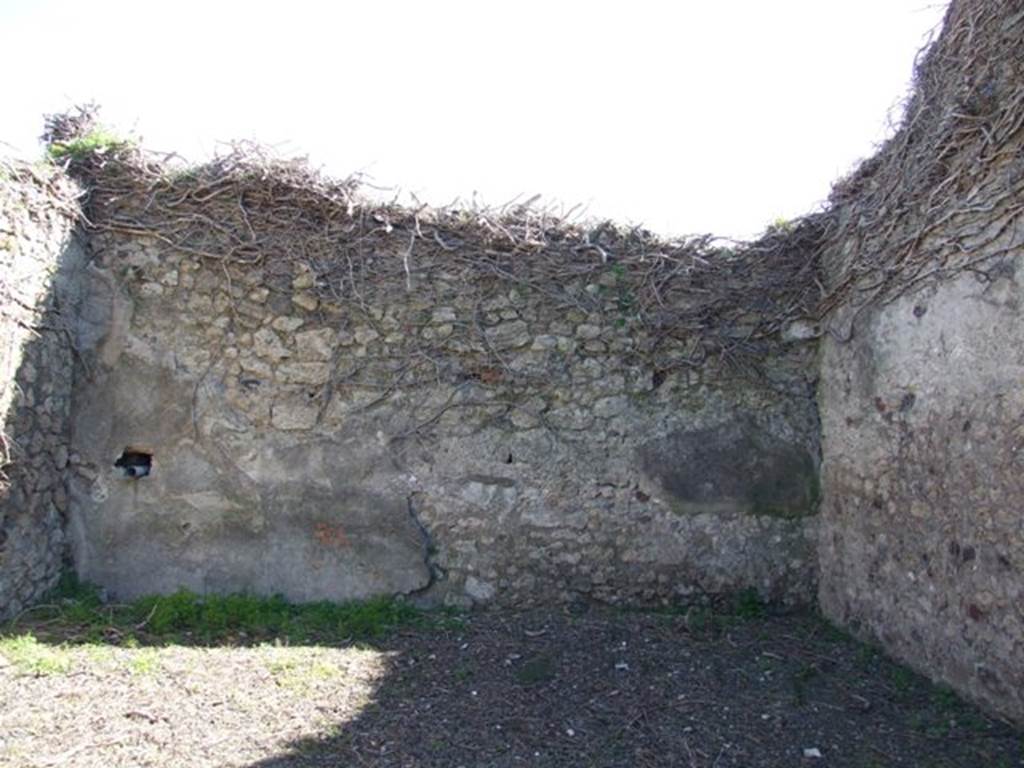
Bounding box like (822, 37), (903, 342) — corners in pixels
(639, 418), (818, 519)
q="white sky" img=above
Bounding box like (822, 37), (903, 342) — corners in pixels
(1, 1), (946, 239)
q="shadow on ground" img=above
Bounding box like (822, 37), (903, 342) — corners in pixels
(238, 609), (1022, 768)
(2, 594), (1022, 768)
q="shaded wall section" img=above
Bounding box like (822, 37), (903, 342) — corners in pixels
(817, 0), (1024, 724)
(0, 162), (84, 619)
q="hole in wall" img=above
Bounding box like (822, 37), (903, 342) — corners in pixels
(114, 448), (153, 479)
(505, 451), (514, 464)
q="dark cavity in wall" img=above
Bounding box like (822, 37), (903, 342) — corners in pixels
(114, 448), (153, 479)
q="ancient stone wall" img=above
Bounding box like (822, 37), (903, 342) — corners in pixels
(816, 0), (1024, 724)
(5, 0), (1024, 729)
(819, 257), (1024, 723)
(0, 162), (84, 620)
(67, 224), (821, 608)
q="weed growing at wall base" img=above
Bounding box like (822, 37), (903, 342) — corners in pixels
(18, 571), (449, 645)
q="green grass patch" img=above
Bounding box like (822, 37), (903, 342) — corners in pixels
(48, 570), (105, 624)
(932, 684), (960, 711)
(264, 651), (342, 693)
(888, 664), (917, 693)
(47, 128), (128, 162)
(0, 634), (73, 675)
(22, 572), (439, 646)
(729, 587), (768, 619)
(83, 643), (117, 667)
(128, 648), (162, 676)
(126, 590), (422, 642)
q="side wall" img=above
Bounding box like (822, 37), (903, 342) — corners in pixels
(0, 164), (83, 619)
(68, 229), (821, 608)
(819, 255), (1024, 722)
(817, 0), (1024, 724)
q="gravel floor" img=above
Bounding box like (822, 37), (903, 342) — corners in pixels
(1, 608), (1021, 768)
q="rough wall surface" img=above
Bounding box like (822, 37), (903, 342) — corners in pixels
(0, 163), (83, 619)
(68, 226), (820, 607)
(817, 0), (1024, 724)
(820, 260), (1024, 723)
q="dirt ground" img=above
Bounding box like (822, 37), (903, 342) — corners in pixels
(1, 608), (1021, 768)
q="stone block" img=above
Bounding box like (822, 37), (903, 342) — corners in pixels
(277, 362), (332, 386)
(253, 328), (290, 361)
(271, 400), (319, 430)
(294, 328), (337, 360)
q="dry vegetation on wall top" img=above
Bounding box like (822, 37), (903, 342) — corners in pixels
(45, 105), (826, 381)
(42, 0), (1024, 369)
(820, 0), (1024, 318)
